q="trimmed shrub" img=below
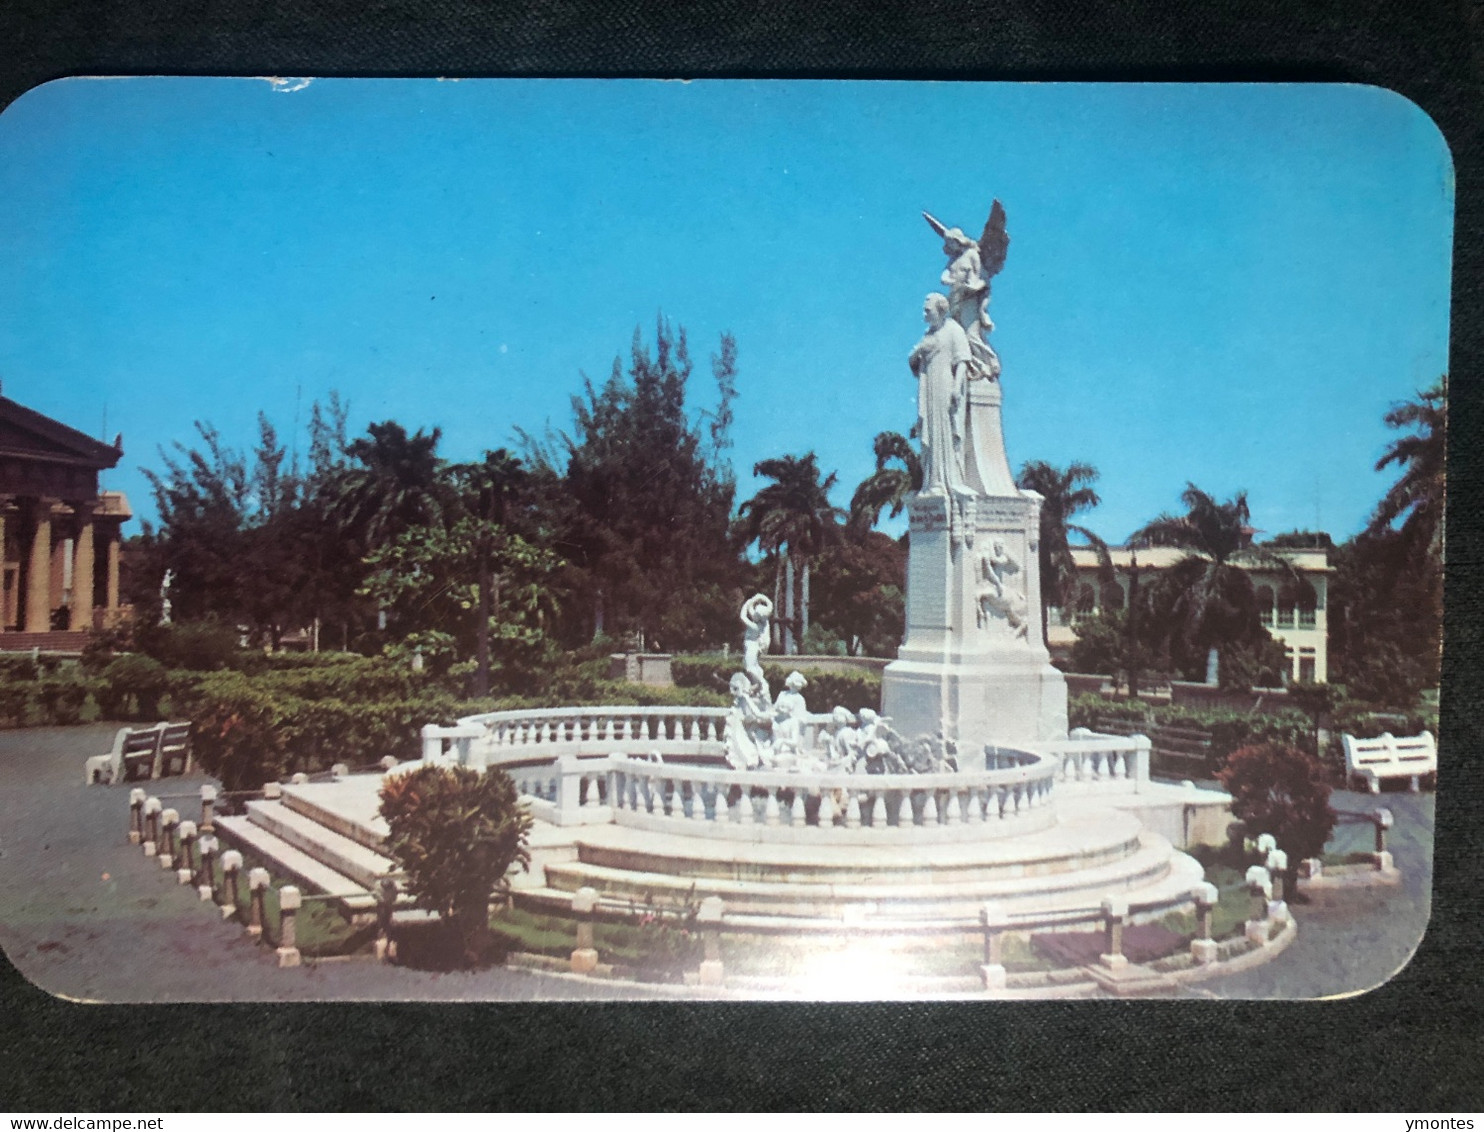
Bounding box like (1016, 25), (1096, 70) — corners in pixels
(35, 672), (91, 725)
(674, 655), (879, 713)
(1218, 742), (1337, 890)
(99, 654), (170, 720)
(380, 764), (533, 965)
(140, 621), (245, 672)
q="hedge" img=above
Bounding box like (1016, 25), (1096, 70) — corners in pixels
(673, 655), (881, 714)
(1070, 693), (1318, 777)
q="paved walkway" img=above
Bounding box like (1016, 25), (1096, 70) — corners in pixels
(0, 724), (1433, 1002)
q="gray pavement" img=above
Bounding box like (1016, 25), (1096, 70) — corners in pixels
(0, 724), (1433, 1002)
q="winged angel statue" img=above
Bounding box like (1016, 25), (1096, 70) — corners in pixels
(922, 200), (1009, 383)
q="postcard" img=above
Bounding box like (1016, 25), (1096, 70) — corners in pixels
(0, 78), (1448, 1001)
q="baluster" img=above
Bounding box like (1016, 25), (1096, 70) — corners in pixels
(845, 792), (861, 829)
(945, 791), (962, 825)
(923, 792), (940, 825)
(972, 788), (987, 822)
(818, 790), (835, 828)
(764, 789), (782, 826)
(584, 774), (601, 811)
(897, 792), (913, 827)
(736, 787), (753, 825)
(990, 786), (1005, 819)
(870, 793), (887, 828)
(714, 788), (729, 825)
(790, 791), (806, 827)
(691, 782), (709, 823)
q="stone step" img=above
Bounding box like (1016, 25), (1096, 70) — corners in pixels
(280, 779), (390, 853)
(245, 799), (397, 890)
(521, 844), (1202, 931)
(574, 830), (1141, 885)
(215, 814), (378, 912)
(542, 833), (1182, 920)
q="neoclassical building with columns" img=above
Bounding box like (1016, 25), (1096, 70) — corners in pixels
(0, 394), (132, 648)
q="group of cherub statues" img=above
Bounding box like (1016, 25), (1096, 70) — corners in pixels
(723, 594), (958, 775)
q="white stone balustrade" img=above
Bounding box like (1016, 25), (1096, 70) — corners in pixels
(604, 749), (1058, 844)
(1042, 731), (1151, 793)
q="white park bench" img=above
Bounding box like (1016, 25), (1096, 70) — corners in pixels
(84, 722), (195, 786)
(1341, 731), (1436, 794)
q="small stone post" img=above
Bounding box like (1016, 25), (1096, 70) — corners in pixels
(330, 763), (349, 779)
(1131, 733), (1152, 792)
(247, 867), (270, 938)
(1244, 865), (1272, 946)
(199, 785), (217, 833)
(142, 796), (162, 857)
(276, 886), (302, 967)
(557, 756), (585, 823)
(696, 895), (725, 986)
(979, 901), (1008, 990)
(374, 877), (399, 962)
(197, 834), (218, 902)
(175, 819), (198, 885)
(220, 850), (243, 919)
(128, 788), (146, 845)
(569, 886), (599, 973)
(1372, 807), (1395, 871)
(290, 772), (309, 785)
(263, 781), (282, 800)
(1190, 881), (1220, 965)
(158, 808), (179, 869)
(380, 756), (399, 772)
(1099, 896), (1129, 970)
(1265, 849), (1289, 923)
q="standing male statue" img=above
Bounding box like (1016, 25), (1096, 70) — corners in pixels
(909, 292), (974, 499)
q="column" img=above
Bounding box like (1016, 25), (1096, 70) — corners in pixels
(24, 499), (53, 632)
(72, 507), (96, 631)
(105, 524), (121, 616)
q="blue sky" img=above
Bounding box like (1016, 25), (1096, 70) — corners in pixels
(0, 79), (1453, 543)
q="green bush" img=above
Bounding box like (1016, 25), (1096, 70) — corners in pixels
(0, 656), (39, 683)
(1217, 742), (1336, 890)
(139, 620), (245, 672)
(673, 655), (880, 713)
(380, 763), (533, 965)
(34, 672), (92, 725)
(1069, 693), (1316, 776)
(0, 682), (29, 726)
(99, 654), (170, 720)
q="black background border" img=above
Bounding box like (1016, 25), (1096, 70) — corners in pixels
(1, 0), (1481, 1112)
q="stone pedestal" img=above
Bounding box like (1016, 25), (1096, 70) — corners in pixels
(883, 488), (1067, 748)
(1190, 938), (1219, 965)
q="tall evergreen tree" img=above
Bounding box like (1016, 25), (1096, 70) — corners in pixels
(534, 318), (745, 650)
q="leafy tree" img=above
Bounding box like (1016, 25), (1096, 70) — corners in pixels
(808, 530), (907, 657)
(530, 319), (744, 651)
(1129, 484), (1302, 686)
(359, 517), (561, 693)
(379, 765), (532, 965)
(848, 431), (922, 536)
(1015, 460), (1114, 641)
(738, 452), (845, 654)
(1217, 741), (1337, 897)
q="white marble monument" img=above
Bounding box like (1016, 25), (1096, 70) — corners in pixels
(882, 204), (1069, 747)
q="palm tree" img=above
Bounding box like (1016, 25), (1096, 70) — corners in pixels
(332, 421), (448, 553)
(848, 431), (922, 537)
(1366, 377), (1446, 559)
(1128, 483), (1302, 684)
(1015, 460), (1114, 641)
(738, 453), (845, 654)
